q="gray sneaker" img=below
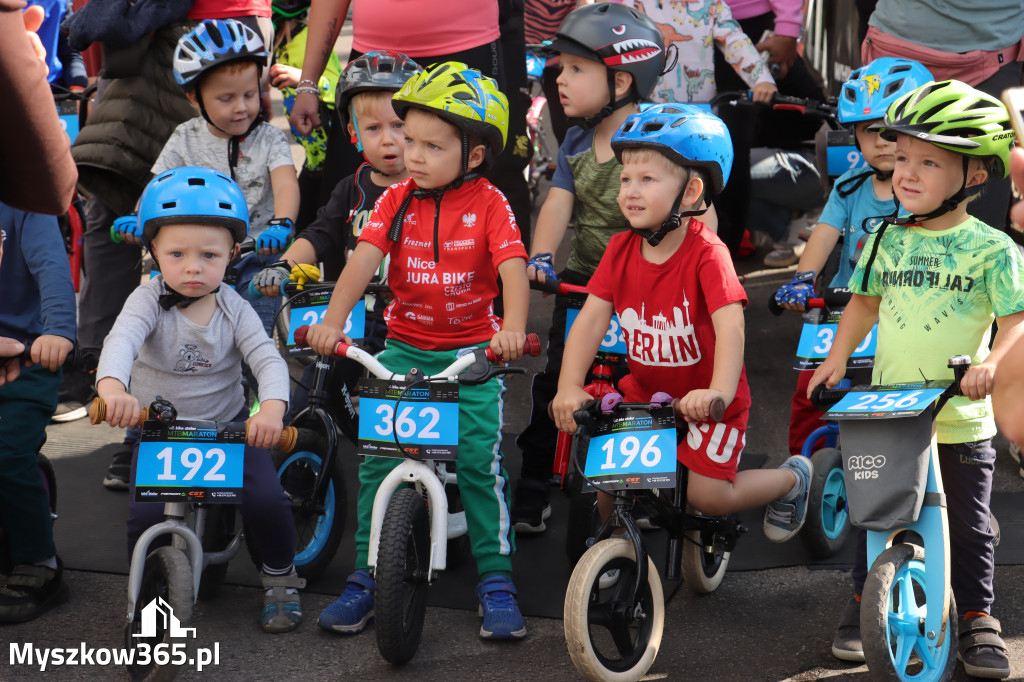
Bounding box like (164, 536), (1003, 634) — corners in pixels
(763, 455), (812, 543)
(832, 595), (865, 662)
(1008, 442), (1024, 479)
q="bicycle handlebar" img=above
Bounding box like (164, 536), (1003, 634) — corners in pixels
(1, 343), (88, 371)
(769, 288), (853, 316)
(810, 355), (972, 412)
(529, 278), (587, 296)
(88, 397), (298, 451)
(292, 325), (541, 384)
(572, 394), (726, 429)
(710, 90), (839, 123)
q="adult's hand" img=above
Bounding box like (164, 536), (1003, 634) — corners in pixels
(0, 337), (25, 386)
(288, 91), (321, 136)
(755, 34), (798, 80)
(22, 4), (47, 69)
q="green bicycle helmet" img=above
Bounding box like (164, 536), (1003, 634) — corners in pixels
(869, 79), (1014, 178)
(392, 61), (509, 156)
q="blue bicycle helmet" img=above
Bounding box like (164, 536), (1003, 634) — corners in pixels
(139, 167), (249, 246)
(611, 103), (733, 194)
(838, 57), (933, 125)
(174, 19), (267, 89)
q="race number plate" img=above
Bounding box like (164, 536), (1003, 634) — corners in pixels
(286, 291), (366, 353)
(565, 307), (627, 355)
(826, 129), (866, 177)
(795, 313), (877, 370)
(357, 378), (459, 460)
(135, 420), (245, 503)
(825, 380), (948, 420)
(581, 405), (677, 490)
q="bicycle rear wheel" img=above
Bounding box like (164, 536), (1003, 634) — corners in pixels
(564, 538), (664, 682)
(801, 447), (851, 558)
(679, 506), (732, 595)
(375, 487), (431, 665)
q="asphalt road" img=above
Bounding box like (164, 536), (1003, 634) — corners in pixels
(6, 24), (1024, 682)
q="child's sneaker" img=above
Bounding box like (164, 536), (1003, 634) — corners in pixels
(317, 570), (374, 634)
(477, 576), (527, 640)
(763, 455), (812, 543)
(510, 479), (551, 534)
(102, 444), (133, 490)
(260, 569), (305, 633)
(831, 595), (865, 662)
(0, 557), (70, 623)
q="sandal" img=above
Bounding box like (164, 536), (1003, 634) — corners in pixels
(958, 615), (1010, 679)
(260, 571), (306, 633)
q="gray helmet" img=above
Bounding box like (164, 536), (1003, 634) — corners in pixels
(336, 50), (423, 125)
(545, 3), (665, 99)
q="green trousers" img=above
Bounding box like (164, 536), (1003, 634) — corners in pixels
(354, 340), (515, 577)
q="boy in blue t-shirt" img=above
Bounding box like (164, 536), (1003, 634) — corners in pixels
(773, 58), (932, 459)
(809, 81), (1024, 678)
(513, 2), (668, 532)
(0, 203), (76, 623)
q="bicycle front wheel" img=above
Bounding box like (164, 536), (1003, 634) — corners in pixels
(125, 546), (194, 682)
(375, 487), (430, 666)
(268, 429), (347, 581)
(564, 538), (664, 682)
(861, 543), (957, 682)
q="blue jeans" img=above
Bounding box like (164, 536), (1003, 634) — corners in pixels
(233, 252), (280, 337)
(748, 148), (826, 243)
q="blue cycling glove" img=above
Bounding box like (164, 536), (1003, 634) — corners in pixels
(257, 218), (294, 251)
(527, 252), (557, 281)
(774, 270), (816, 306)
(111, 212), (141, 242)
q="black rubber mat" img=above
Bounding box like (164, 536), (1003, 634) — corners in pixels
(52, 440), (1019, 619)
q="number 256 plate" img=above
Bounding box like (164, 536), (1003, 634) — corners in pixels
(825, 381), (948, 420)
(135, 420), (245, 503)
(582, 406), (676, 490)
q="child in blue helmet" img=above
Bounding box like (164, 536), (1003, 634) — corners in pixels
(94, 167), (305, 634)
(772, 57), (933, 464)
(551, 104), (811, 544)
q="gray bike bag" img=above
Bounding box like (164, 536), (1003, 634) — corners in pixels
(838, 410), (933, 532)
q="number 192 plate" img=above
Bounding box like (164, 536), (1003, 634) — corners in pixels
(135, 420), (245, 503)
(582, 406), (677, 490)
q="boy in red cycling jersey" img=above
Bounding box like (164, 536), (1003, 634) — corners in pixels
(306, 62), (531, 640)
(551, 104), (811, 542)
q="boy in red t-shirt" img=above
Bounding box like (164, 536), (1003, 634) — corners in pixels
(551, 104), (810, 540)
(306, 62), (531, 640)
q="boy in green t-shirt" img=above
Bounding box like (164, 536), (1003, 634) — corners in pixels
(809, 80), (1024, 679)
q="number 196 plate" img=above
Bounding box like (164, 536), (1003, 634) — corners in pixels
(582, 405), (676, 490)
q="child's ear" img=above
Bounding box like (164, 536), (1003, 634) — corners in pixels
(185, 90), (199, 108)
(466, 143), (488, 172)
(347, 121), (358, 146)
(613, 71), (634, 100)
(966, 162), (989, 189)
(682, 173), (704, 208)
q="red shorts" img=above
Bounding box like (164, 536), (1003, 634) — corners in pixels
(621, 387), (749, 483)
(677, 411), (748, 483)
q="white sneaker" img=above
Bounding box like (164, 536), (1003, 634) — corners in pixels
(599, 569), (620, 589)
(764, 242), (805, 268)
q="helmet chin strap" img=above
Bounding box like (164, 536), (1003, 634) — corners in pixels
(582, 69), (636, 129)
(195, 73), (265, 181)
(858, 157), (980, 291)
(628, 184), (708, 247)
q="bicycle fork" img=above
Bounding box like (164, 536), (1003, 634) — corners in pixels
(866, 442), (952, 646)
(126, 503), (203, 622)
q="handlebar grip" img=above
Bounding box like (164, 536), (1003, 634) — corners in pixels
(293, 324), (309, 346)
(524, 333), (542, 357)
(529, 277), (563, 295)
(89, 397), (147, 427)
(768, 294), (784, 316)
(248, 278), (263, 300)
(810, 384), (848, 411)
(572, 399), (600, 427)
(109, 224), (123, 245)
(671, 396), (726, 422)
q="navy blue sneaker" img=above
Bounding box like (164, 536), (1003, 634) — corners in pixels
(477, 576), (526, 640)
(317, 570), (374, 634)
(763, 455), (812, 543)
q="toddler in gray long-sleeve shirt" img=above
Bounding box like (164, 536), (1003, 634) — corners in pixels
(93, 167), (304, 634)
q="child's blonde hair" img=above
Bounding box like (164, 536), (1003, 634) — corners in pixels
(621, 147), (708, 199)
(350, 90), (397, 127)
